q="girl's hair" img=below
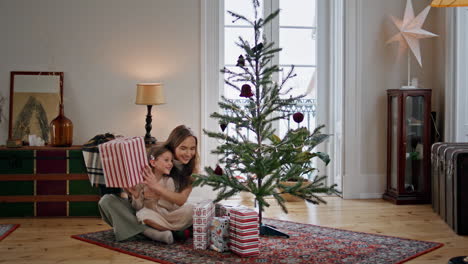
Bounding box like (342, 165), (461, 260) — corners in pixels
(165, 125), (199, 192)
(147, 144), (172, 164)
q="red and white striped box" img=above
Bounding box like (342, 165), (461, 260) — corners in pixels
(228, 206), (259, 257)
(193, 200), (214, 250)
(98, 136), (148, 188)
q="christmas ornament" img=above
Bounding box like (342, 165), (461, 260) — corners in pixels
(236, 55), (245, 67)
(252, 43), (264, 53)
(214, 165), (223, 176)
(220, 123), (227, 132)
(240, 84), (253, 98)
(293, 112), (304, 123)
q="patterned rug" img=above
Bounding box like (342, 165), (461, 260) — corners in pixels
(72, 218), (443, 264)
(0, 224), (20, 241)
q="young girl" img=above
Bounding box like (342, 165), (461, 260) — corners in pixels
(98, 125), (199, 242)
(126, 145), (193, 243)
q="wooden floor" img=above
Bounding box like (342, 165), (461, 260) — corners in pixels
(0, 197), (466, 264)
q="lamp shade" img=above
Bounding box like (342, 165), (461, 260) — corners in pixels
(135, 83), (165, 105)
(431, 0), (468, 7)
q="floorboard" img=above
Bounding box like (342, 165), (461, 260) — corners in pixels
(0, 197), (466, 264)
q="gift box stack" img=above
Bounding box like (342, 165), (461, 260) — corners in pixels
(210, 216), (230, 252)
(193, 199), (215, 250)
(229, 207), (260, 257)
(98, 136), (148, 188)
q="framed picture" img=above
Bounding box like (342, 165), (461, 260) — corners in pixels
(8, 71), (64, 144)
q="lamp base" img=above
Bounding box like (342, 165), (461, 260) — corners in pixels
(144, 136), (156, 145)
(448, 256), (468, 264)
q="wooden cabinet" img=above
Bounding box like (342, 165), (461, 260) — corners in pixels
(0, 146), (100, 217)
(383, 89), (432, 204)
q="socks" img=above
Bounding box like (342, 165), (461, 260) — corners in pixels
(143, 228), (174, 244)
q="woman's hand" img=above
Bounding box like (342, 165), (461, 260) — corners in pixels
(143, 185), (160, 200)
(142, 165), (163, 194)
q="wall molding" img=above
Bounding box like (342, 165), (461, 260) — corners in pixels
(342, 0), (362, 199)
(445, 7), (468, 142)
(200, 0), (222, 170)
(455, 7), (468, 141)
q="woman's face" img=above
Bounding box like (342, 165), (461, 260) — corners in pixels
(174, 136), (197, 164)
(152, 151), (173, 175)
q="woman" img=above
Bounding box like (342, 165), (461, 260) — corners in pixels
(98, 125), (199, 243)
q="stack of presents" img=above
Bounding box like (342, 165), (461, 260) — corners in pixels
(193, 200), (260, 257)
(82, 136), (260, 257)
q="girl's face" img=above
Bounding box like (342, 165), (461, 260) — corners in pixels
(174, 136), (197, 164)
(152, 151), (173, 175)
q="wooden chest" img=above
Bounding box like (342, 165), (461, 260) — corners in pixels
(0, 146), (100, 217)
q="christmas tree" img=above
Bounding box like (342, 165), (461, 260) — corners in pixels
(193, 0), (339, 236)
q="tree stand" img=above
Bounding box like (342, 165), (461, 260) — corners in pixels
(260, 224), (289, 238)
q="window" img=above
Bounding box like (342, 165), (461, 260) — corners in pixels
(223, 0), (318, 138)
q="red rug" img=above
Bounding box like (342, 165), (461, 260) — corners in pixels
(72, 218), (442, 264)
(0, 224), (20, 241)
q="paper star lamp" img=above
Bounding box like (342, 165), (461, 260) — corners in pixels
(431, 0), (468, 7)
(387, 0), (438, 67)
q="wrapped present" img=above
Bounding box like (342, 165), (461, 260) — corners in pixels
(229, 206), (259, 257)
(193, 199), (215, 250)
(210, 216), (230, 252)
(98, 136), (148, 188)
(216, 204), (248, 217)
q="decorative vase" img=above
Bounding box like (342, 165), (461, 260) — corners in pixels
(49, 104), (73, 147)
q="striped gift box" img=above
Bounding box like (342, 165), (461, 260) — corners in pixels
(229, 206), (259, 257)
(98, 136), (148, 188)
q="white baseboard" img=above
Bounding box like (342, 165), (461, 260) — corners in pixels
(343, 193), (383, 199)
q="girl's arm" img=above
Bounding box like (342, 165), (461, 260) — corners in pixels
(125, 184), (144, 210)
(142, 166), (192, 206)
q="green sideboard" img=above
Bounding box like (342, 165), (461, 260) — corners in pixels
(0, 146), (100, 217)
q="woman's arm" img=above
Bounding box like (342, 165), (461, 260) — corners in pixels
(154, 185), (192, 207)
(142, 166), (192, 206)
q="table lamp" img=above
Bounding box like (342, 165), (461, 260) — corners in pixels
(135, 83), (165, 145)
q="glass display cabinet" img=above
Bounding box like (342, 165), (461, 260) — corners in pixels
(383, 89), (432, 204)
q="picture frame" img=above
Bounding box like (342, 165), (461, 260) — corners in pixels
(8, 71), (64, 144)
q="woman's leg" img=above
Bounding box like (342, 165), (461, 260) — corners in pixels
(98, 194), (146, 241)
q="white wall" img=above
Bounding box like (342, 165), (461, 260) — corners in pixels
(0, 0), (201, 146)
(0, 0), (444, 200)
(343, 0), (441, 199)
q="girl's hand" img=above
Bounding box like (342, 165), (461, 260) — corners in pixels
(124, 186), (140, 199)
(142, 165), (163, 193)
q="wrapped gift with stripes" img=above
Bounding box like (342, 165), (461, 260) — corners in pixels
(229, 206), (259, 257)
(98, 136), (148, 188)
(210, 216), (230, 252)
(193, 199), (214, 250)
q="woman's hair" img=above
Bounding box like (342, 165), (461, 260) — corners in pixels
(165, 125), (199, 192)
